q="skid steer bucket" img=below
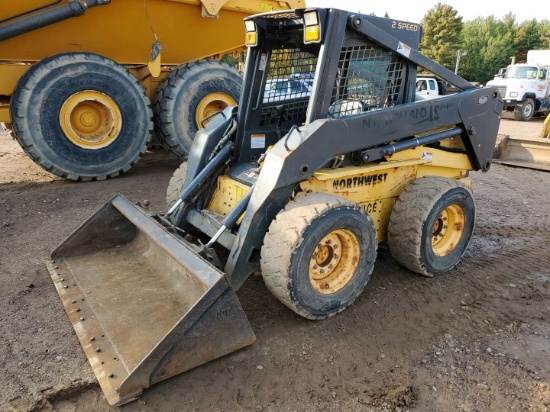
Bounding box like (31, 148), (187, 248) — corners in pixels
(494, 136), (550, 171)
(46, 195), (255, 406)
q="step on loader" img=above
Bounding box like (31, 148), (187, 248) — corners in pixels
(47, 8), (503, 406)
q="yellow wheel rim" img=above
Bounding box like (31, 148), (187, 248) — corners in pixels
(195, 92), (236, 128)
(431, 204), (465, 257)
(309, 229), (360, 295)
(59, 91), (122, 149)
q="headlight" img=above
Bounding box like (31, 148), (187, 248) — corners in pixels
(509, 92), (518, 98)
(244, 20), (257, 47)
(303, 11), (321, 43)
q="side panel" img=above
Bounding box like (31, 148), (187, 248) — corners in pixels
(299, 148), (471, 242)
(0, 0), (298, 64)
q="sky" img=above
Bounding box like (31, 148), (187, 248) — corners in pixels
(306, 0), (546, 24)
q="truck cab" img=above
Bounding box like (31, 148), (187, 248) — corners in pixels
(415, 75), (448, 100)
(487, 50), (550, 121)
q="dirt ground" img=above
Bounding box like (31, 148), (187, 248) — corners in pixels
(0, 117), (549, 412)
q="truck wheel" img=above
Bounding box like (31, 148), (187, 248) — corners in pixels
(166, 161), (188, 208)
(10, 53), (152, 181)
(514, 98), (535, 121)
(261, 193), (378, 320)
(153, 60), (241, 159)
(387, 177), (475, 277)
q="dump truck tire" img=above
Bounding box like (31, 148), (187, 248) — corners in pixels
(166, 161), (188, 208)
(514, 97), (535, 121)
(153, 60), (241, 159)
(261, 193), (377, 320)
(388, 177), (475, 277)
(10, 52), (152, 181)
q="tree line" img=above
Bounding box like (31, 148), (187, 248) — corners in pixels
(416, 3), (550, 84)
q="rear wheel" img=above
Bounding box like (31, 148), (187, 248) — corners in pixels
(261, 193), (377, 320)
(10, 52), (152, 181)
(514, 97), (535, 121)
(153, 60), (241, 159)
(166, 161), (188, 208)
(388, 177), (475, 277)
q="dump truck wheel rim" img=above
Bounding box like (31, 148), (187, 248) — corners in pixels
(195, 92), (236, 128)
(60, 91), (122, 149)
(431, 204), (465, 257)
(308, 229), (360, 294)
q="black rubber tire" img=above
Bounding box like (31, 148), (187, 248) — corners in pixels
(261, 193), (378, 320)
(153, 60), (241, 159)
(514, 97), (535, 121)
(10, 52), (152, 181)
(166, 161), (188, 208)
(387, 177), (475, 277)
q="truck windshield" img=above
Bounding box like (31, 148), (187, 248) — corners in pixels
(505, 66), (538, 79)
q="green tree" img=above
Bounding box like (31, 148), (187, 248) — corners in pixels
(538, 20), (550, 48)
(420, 3), (463, 69)
(459, 16), (514, 83)
(515, 19), (544, 62)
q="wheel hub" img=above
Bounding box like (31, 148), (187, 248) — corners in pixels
(431, 204), (465, 257)
(195, 92), (236, 128)
(60, 91), (122, 149)
(309, 229), (360, 294)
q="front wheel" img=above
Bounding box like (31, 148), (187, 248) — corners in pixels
(166, 161), (188, 209)
(10, 52), (152, 181)
(388, 177), (475, 277)
(261, 193), (378, 320)
(514, 97), (535, 121)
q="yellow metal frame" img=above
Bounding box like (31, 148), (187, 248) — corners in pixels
(208, 175), (250, 220)
(543, 114), (550, 139)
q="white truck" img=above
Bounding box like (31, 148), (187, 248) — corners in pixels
(415, 75), (446, 99)
(487, 50), (550, 121)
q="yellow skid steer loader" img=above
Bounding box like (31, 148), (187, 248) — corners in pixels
(47, 8), (503, 406)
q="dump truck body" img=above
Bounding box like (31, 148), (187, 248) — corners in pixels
(48, 8), (502, 405)
(0, 0), (303, 180)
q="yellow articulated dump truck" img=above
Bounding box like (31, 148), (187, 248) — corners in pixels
(0, 0), (302, 180)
